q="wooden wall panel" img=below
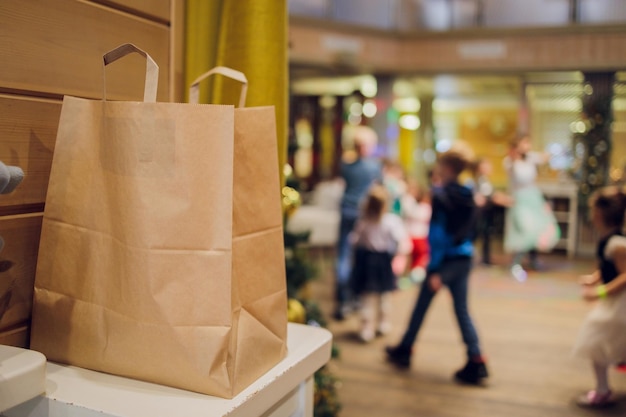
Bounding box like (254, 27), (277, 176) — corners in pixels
(0, 0), (170, 101)
(0, 0), (177, 348)
(92, 0), (171, 23)
(0, 325), (29, 348)
(0, 214), (43, 337)
(0, 95), (61, 212)
(397, 31), (626, 73)
(289, 23), (400, 72)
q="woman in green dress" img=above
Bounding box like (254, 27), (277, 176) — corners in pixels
(504, 136), (560, 281)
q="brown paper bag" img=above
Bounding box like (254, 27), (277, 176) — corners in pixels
(31, 44), (287, 398)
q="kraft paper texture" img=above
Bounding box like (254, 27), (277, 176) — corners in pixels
(31, 95), (287, 398)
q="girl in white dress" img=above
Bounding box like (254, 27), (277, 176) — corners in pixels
(504, 136), (560, 280)
(350, 184), (411, 342)
(573, 186), (626, 408)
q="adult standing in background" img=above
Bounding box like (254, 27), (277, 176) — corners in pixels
(504, 135), (560, 281)
(471, 158), (513, 266)
(335, 126), (381, 320)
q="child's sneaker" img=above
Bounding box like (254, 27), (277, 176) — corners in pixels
(385, 345), (412, 369)
(359, 328), (375, 343)
(454, 359), (489, 385)
(511, 264), (527, 282)
(410, 267), (426, 284)
(377, 321), (392, 337)
(576, 390), (615, 409)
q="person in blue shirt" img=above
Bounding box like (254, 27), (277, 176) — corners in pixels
(335, 126), (381, 320)
(385, 147), (489, 385)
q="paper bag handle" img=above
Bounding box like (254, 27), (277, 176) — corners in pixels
(189, 66), (248, 108)
(103, 43), (159, 103)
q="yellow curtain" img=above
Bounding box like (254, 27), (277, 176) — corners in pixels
(398, 127), (416, 176)
(184, 0), (223, 103)
(215, 0), (288, 185)
(319, 120), (335, 180)
(185, 0), (288, 185)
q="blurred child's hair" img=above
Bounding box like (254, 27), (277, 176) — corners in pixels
(509, 134), (529, 149)
(362, 184), (388, 222)
(438, 142), (475, 176)
(352, 125), (378, 154)
(407, 178), (427, 203)
(471, 157), (487, 177)
(590, 186), (626, 229)
(382, 158), (405, 179)
(427, 166), (442, 186)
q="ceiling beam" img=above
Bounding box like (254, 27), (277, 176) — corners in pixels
(289, 18), (626, 74)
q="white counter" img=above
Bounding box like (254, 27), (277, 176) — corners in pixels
(4, 323), (332, 417)
(0, 345), (46, 412)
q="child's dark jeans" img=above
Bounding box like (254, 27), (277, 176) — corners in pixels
(398, 257), (482, 359)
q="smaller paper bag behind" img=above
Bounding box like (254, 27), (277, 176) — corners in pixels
(229, 106), (288, 394)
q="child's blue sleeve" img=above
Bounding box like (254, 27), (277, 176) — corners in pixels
(427, 216), (448, 274)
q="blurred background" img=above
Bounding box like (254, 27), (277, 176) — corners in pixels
(286, 0), (626, 258)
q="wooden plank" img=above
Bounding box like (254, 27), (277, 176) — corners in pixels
(90, 0), (171, 23)
(0, 94), (61, 210)
(288, 22), (400, 73)
(0, 214), (43, 337)
(0, 324), (29, 348)
(0, 0), (170, 101)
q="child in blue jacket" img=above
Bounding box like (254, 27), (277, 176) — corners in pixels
(385, 148), (489, 385)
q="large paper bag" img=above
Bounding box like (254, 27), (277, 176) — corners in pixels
(31, 44), (286, 398)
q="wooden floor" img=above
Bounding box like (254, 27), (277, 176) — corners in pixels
(307, 250), (626, 417)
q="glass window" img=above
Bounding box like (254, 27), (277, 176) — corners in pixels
(579, 0), (626, 24)
(332, 0), (398, 29)
(482, 0), (570, 28)
(288, 0), (330, 18)
(451, 0), (479, 29)
(418, 0), (453, 31)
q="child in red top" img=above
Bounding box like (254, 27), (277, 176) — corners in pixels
(402, 180), (431, 283)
